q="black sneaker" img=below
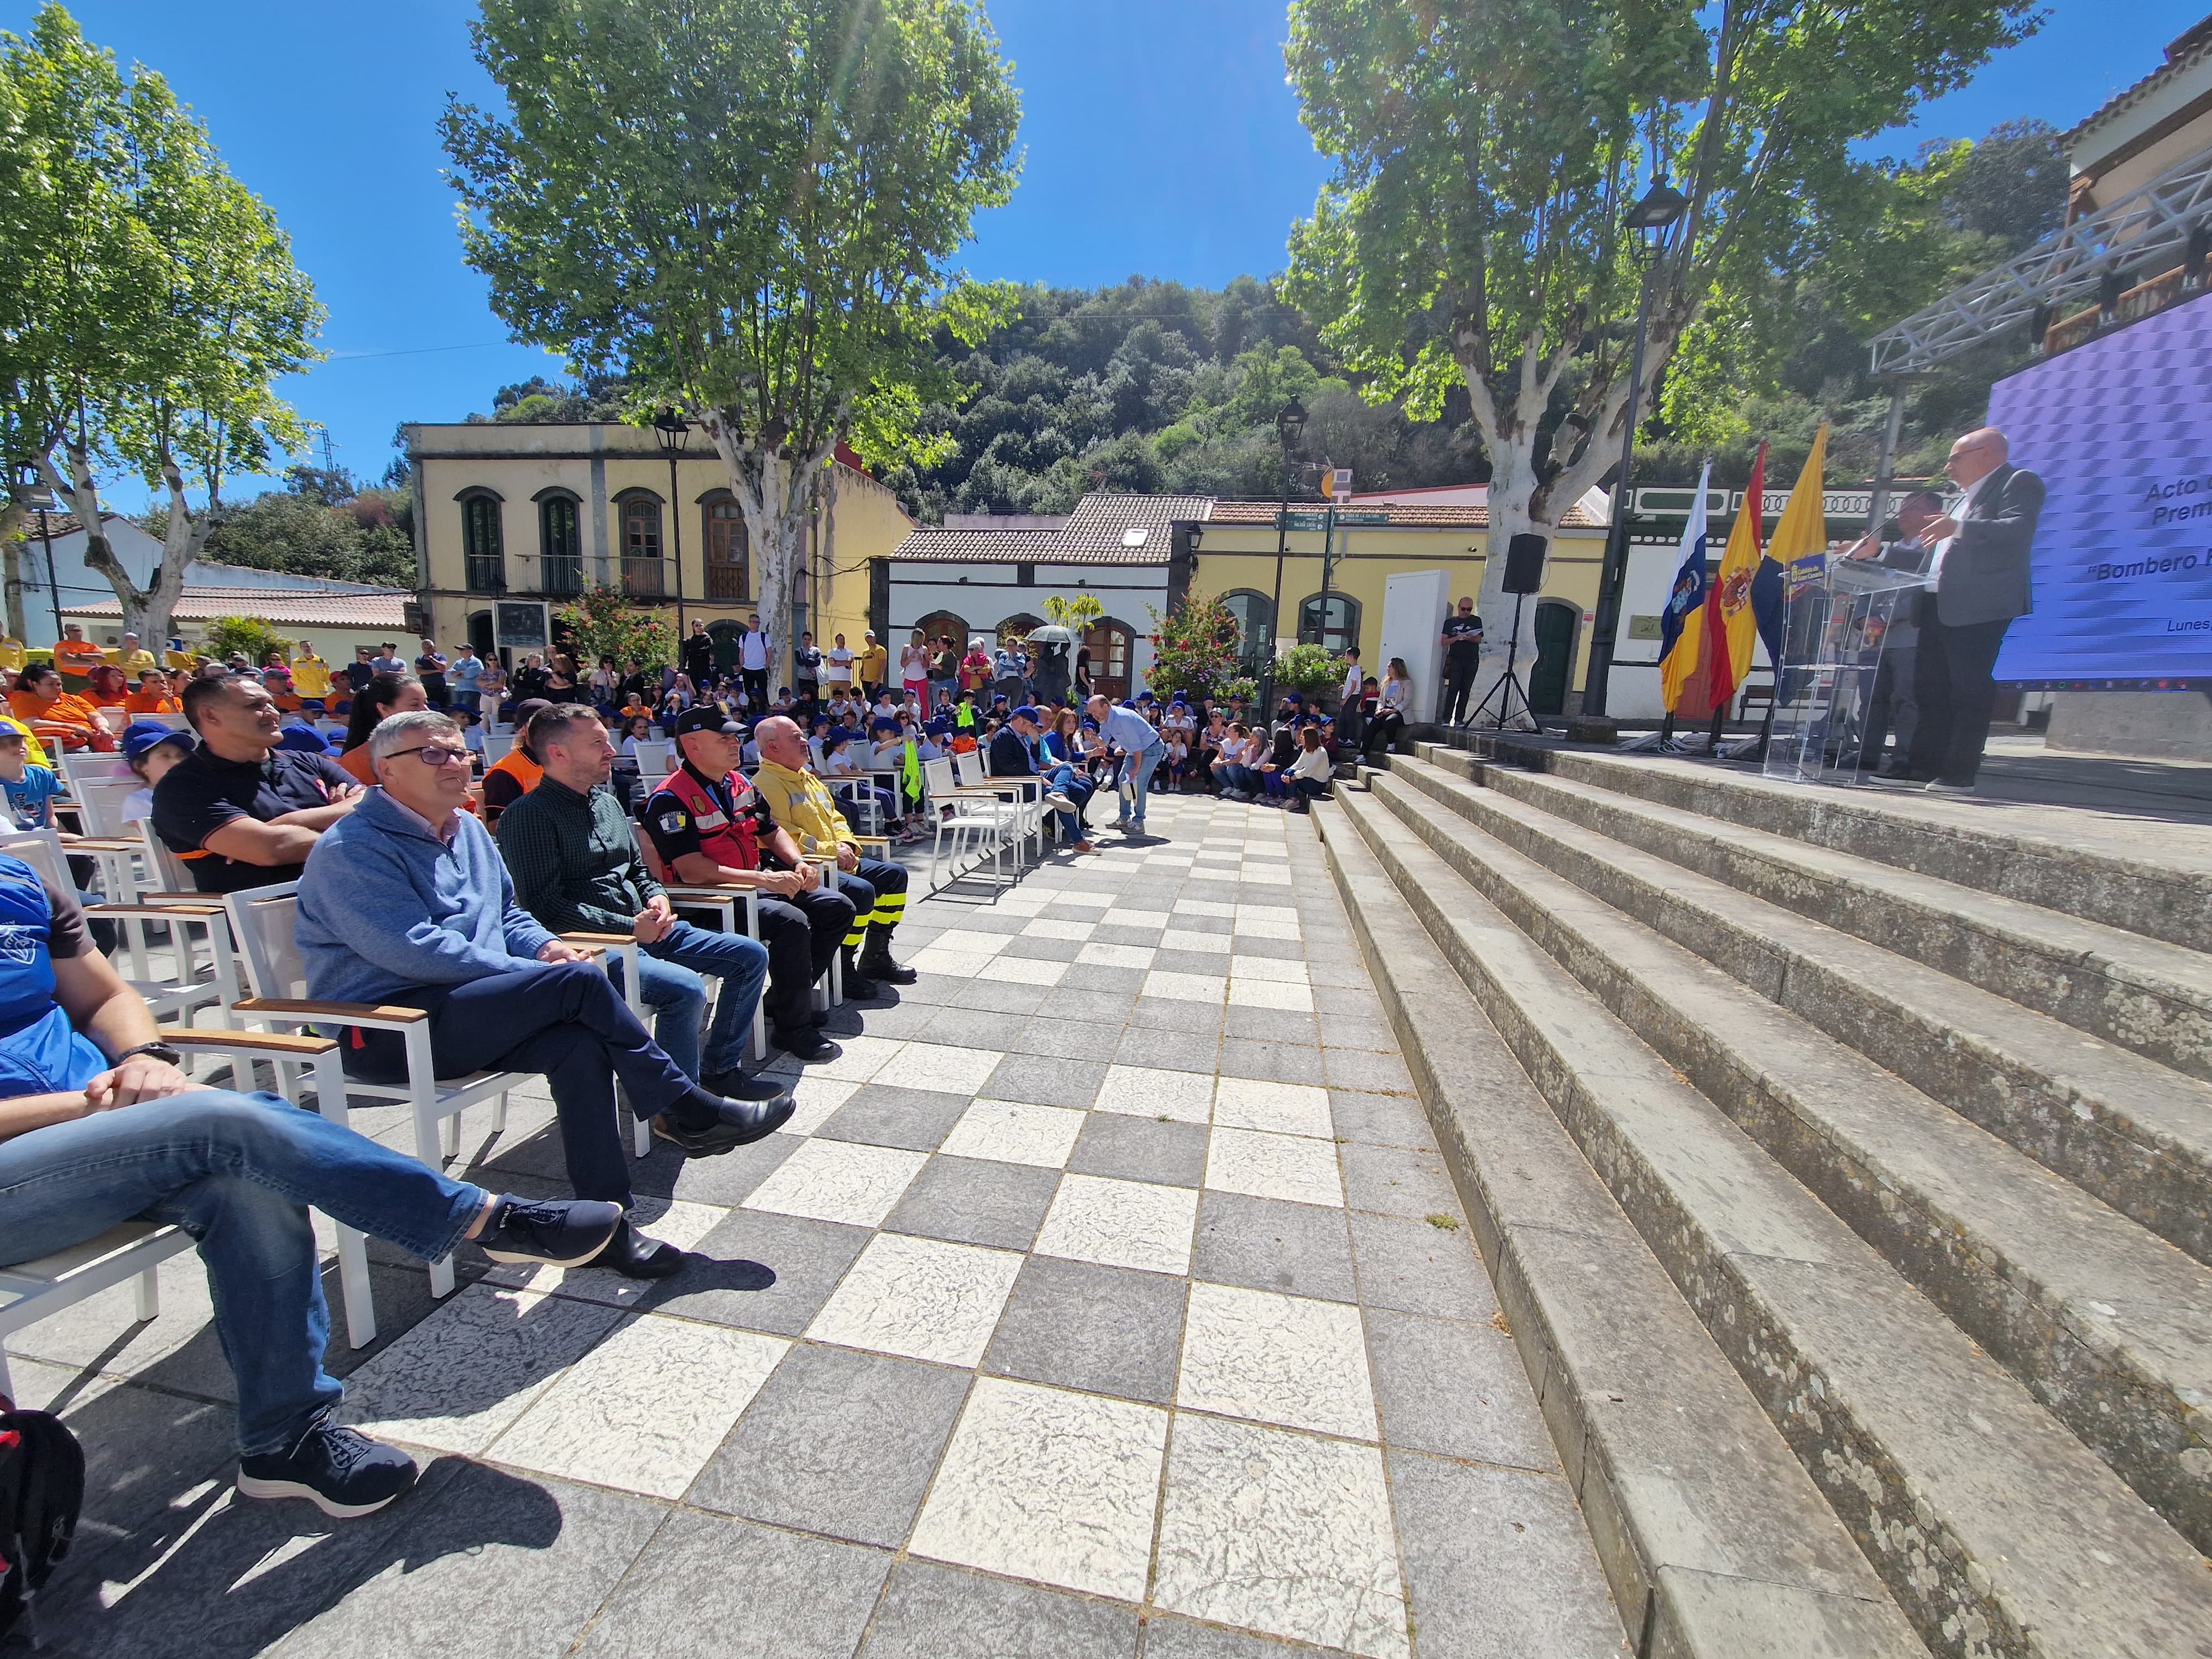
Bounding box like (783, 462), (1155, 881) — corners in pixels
(769, 1027), (842, 1063)
(237, 1419), (419, 1519)
(476, 1197), (624, 1267)
(857, 953), (918, 985)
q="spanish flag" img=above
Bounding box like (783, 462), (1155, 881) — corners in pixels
(1704, 442), (1767, 712)
(1657, 463), (1712, 714)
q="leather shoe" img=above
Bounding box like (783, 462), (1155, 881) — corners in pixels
(601, 1217), (685, 1280)
(651, 1087), (795, 1155)
(858, 953), (918, 985)
(769, 1027), (842, 1063)
(703, 1069), (797, 1104)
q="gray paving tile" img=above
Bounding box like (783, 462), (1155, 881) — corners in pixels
(817, 1084), (972, 1152)
(1366, 1307), (1553, 1470)
(1217, 1036), (1326, 1087)
(1042, 989), (1139, 1028)
(947, 977), (1052, 1014)
(1312, 983), (1387, 1019)
(1001, 934), (1086, 962)
(1223, 1005), (1319, 1046)
(1092, 922), (1167, 947)
(573, 1505), (891, 1659)
(983, 1053), (1113, 1110)
(1151, 947), (1232, 978)
(924, 1007), (1036, 1049)
(1349, 1211), (1491, 1321)
(1008, 1016), (1126, 1060)
(1115, 1026), (1219, 1074)
(982, 1255), (1189, 1404)
(1328, 1091), (1435, 1151)
(663, 1128), (800, 1207)
(690, 1344), (969, 1545)
(1139, 1615), (1314, 1657)
(1387, 1451), (1624, 1659)
(1341, 1144), (1462, 1221)
(1190, 1191), (1357, 1304)
(660, 1209), (871, 1336)
(1068, 1112), (1209, 1188)
(1061, 962), (1150, 994)
(1318, 1013), (1397, 1055)
(860, 1560), (1141, 1658)
(1129, 997), (1225, 1036)
(884, 1154), (1061, 1250)
(1324, 1047), (1415, 1094)
(849, 998), (944, 1039)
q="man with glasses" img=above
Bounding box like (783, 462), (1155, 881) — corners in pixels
(298, 709), (793, 1278)
(1898, 426), (2044, 794)
(1439, 598), (1484, 726)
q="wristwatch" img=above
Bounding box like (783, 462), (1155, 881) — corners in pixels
(113, 1040), (183, 1067)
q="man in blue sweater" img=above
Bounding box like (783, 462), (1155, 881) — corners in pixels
(295, 710), (794, 1278)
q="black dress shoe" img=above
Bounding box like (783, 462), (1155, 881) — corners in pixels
(770, 1027), (843, 1063)
(651, 1086), (794, 1154)
(857, 953), (917, 985)
(602, 1217), (685, 1280)
(703, 1069), (798, 1104)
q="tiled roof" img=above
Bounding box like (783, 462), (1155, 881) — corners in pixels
(1203, 498), (1606, 530)
(2066, 19), (2212, 148)
(67, 587), (413, 627)
(891, 492), (1211, 566)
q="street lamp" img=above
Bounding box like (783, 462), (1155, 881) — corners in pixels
(1259, 399), (1308, 715)
(653, 407), (691, 634)
(1577, 178), (1691, 736)
(11, 466), (64, 643)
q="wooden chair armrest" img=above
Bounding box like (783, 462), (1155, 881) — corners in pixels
(85, 901), (226, 919)
(663, 885), (743, 902)
(66, 837), (140, 852)
(233, 997), (428, 1025)
(157, 1026), (338, 1056)
(559, 931), (637, 947)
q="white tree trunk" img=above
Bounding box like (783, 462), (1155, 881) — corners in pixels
(38, 446), (211, 648)
(0, 502), (27, 641)
(701, 414), (838, 695)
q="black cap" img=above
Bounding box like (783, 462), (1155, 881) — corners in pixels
(674, 707), (745, 738)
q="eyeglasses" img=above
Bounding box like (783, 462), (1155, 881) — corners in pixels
(383, 745), (471, 768)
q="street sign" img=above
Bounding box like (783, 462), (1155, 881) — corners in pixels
(1278, 509), (1390, 530)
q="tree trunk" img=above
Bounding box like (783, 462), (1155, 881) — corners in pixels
(39, 446), (211, 648)
(1, 500), (27, 640)
(702, 414), (837, 697)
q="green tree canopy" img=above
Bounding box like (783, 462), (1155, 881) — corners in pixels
(442, 0), (1021, 682)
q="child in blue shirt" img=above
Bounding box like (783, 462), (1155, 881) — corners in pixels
(0, 727), (64, 830)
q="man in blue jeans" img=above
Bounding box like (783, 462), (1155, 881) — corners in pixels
(1087, 693), (1166, 837)
(0, 850), (624, 1518)
(496, 702), (772, 1095)
(297, 710), (792, 1277)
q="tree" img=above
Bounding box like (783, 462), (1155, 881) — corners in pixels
(203, 614), (291, 664)
(556, 584), (676, 674)
(442, 0), (1021, 686)
(1281, 0), (2041, 691)
(0, 6), (321, 644)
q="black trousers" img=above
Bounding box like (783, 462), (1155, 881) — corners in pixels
(340, 961), (690, 1207)
(1364, 710), (1404, 755)
(1910, 618), (2012, 785)
(1860, 645), (1916, 768)
(1441, 657), (1479, 723)
(742, 669), (769, 709)
(757, 887), (853, 1035)
(831, 859), (908, 957)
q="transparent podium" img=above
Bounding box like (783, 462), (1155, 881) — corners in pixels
(1762, 556), (1929, 785)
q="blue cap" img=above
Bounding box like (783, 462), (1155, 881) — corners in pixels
(122, 720), (196, 763)
(1010, 705), (1041, 723)
(870, 716), (900, 734)
(275, 724), (334, 755)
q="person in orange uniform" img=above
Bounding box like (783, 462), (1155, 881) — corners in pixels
(124, 668), (182, 714)
(83, 665), (129, 708)
(8, 663), (106, 752)
(51, 625), (108, 696)
(479, 698), (550, 826)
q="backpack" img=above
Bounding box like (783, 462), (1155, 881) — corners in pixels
(0, 1401), (86, 1644)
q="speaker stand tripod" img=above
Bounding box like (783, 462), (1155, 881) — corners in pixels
(1465, 588), (1538, 732)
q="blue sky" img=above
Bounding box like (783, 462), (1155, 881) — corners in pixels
(5, 0), (2194, 506)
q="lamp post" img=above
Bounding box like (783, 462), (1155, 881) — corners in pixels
(653, 408), (691, 636)
(1577, 179), (1690, 737)
(1259, 398), (1307, 716)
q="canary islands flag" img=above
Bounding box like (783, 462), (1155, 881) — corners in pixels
(1657, 463), (1713, 713)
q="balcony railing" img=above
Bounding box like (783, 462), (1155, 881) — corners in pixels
(540, 556), (583, 598)
(464, 555), (507, 594)
(622, 557), (667, 599)
(704, 563), (749, 603)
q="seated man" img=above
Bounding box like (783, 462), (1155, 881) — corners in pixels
(153, 673), (363, 893)
(0, 847), (622, 1518)
(296, 709), (792, 1277)
(124, 666), (181, 714)
(497, 704), (775, 1095)
(642, 708), (853, 1063)
(750, 715), (916, 997)
(990, 704), (1086, 846)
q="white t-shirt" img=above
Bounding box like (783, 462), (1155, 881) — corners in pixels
(900, 646), (930, 684)
(1381, 676), (1411, 713)
(825, 648), (855, 686)
(740, 630), (769, 672)
(1342, 661), (1363, 702)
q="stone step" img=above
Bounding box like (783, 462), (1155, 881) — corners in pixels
(1419, 753), (2212, 1084)
(1327, 788), (2212, 1659)
(1364, 766), (2212, 1553)
(1412, 739), (2212, 956)
(1392, 753), (2212, 1268)
(1310, 801), (1929, 1659)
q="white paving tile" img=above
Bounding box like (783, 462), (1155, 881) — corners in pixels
(1235, 905), (1301, 923)
(1077, 941), (1157, 969)
(1240, 866), (1295, 886)
(780, 1076), (863, 1136)
(1143, 970), (1229, 1004)
(1232, 916), (1304, 940)
(1229, 954), (1310, 984)
(1108, 907), (1174, 927)
(930, 928), (1015, 956)
(1212, 1078), (1334, 1139)
(909, 1376), (1168, 1600)
(1205, 1127), (1345, 1208)
(740, 1137), (928, 1227)
(1021, 916), (1097, 941)
(1177, 1281), (1378, 1439)
(804, 1232), (1024, 1366)
(894, 1041), (1008, 1095)
(490, 1315), (787, 1498)
(906, 947), (996, 979)
(1231, 978), (1316, 1013)
(1154, 1414), (1408, 1658)
(994, 955), (1071, 987)
(940, 1098), (1087, 1168)
(1034, 1173), (1200, 1275)
(1094, 1064), (1215, 1123)
(483, 1199), (728, 1306)
(1052, 891), (1117, 909)
(810, 1035), (911, 1082)
(1157, 927), (1232, 954)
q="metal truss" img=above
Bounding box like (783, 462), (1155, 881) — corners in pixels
(1867, 140), (2212, 374)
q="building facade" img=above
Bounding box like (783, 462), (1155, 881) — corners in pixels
(407, 422), (913, 671)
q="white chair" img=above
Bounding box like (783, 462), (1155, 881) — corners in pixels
(68, 777), (143, 838)
(922, 755), (1013, 891)
(58, 753), (128, 797)
(483, 731), (517, 765)
(961, 748), (1048, 859)
(630, 739), (674, 785)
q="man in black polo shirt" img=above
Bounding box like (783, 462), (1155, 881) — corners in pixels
(1438, 597), (1484, 725)
(153, 675), (362, 893)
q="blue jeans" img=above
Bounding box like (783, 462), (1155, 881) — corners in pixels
(620, 920), (770, 1079)
(1118, 741), (1164, 825)
(1042, 764), (1093, 842)
(0, 1090), (484, 1455)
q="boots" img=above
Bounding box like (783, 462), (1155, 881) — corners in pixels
(858, 938), (917, 985)
(841, 946), (879, 1001)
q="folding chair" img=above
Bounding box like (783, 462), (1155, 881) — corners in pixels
(921, 755), (1013, 891)
(958, 748), (1047, 860)
(66, 776), (144, 839)
(630, 739), (675, 787)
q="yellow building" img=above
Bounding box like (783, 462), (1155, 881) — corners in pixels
(405, 422), (912, 671)
(1190, 498), (1610, 717)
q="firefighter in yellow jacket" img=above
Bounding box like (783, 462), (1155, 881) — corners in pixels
(750, 715), (915, 994)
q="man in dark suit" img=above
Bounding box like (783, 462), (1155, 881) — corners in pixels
(1903, 427), (2043, 793)
(1844, 489), (1944, 775)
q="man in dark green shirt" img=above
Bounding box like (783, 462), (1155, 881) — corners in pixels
(497, 704), (773, 1099)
